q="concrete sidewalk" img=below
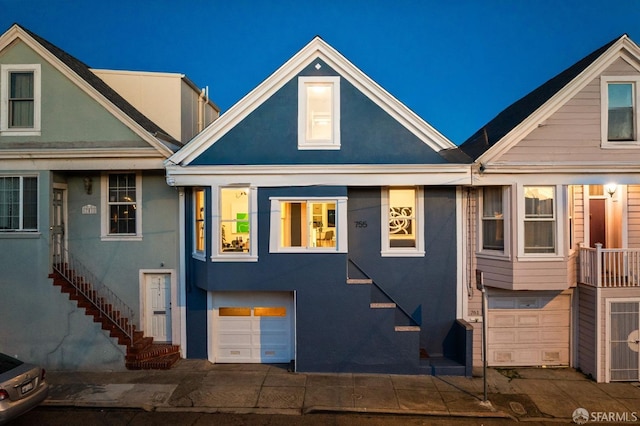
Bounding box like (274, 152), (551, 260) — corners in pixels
(44, 360), (640, 422)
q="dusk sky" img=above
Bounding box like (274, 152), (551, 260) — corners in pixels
(2, 0), (640, 144)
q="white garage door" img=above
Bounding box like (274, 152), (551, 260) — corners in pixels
(488, 293), (570, 366)
(212, 292), (294, 363)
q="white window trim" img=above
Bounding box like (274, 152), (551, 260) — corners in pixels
(0, 174), (39, 232)
(478, 186), (510, 258)
(192, 188), (206, 261)
(381, 187), (425, 257)
(211, 186), (258, 262)
(297, 76), (340, 150)
(0, 64), (41, 136)
(100, 172), (143, 241)
(601, 75), (640, 148)
(269, 196), (347, 253)
(517, 184), (564, 260)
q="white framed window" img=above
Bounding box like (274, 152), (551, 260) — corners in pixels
(193, 188), (206, 260)
(381, 187), (424, 257)
(298, 76), (340, 150)
(269, 196), (347, 253)
(101, 172), (142, 240)
(522, 185), (556, 255)
(480, 186), (508, 254)
(601, 76), (640, 147)
(1, 64), (41, 135)
(213, 186), (257, 262)
(0, 175), (38, 231)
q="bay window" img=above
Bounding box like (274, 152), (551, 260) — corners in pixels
(194, 188), (205, 257)
(524, 186), (556, 254)
(481, 187), (505, 252)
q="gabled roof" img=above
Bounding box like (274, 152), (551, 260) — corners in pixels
(459, 34), (626, 162)
(168, 36), (457, 166)
(0, 24), (180, 155)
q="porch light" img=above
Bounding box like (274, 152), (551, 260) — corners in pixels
(83, 177), (92, 195)
(606, 183), (617, 198)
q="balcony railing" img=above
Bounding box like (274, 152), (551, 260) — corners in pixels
(579, 243), (640, 288)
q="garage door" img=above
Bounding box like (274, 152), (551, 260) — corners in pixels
(212, 292), (294, 363)
(487, 293), (570, 366)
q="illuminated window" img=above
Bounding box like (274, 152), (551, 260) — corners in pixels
(298, 76), (340, 149)
(194, 188), (205, 255)
(218, 187), (254, 258)
(269, 197), (347, 253)
(381, 187), (424, 256)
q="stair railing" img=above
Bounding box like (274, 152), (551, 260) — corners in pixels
(52, 245), (135, 345)
(348, 258), (421, 327)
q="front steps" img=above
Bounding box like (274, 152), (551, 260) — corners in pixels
(50, 270), (180, 370)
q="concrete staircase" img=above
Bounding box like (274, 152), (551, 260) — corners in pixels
(50, 269), (180, 370)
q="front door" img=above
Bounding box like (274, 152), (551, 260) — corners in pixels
(51, 187), (66, 264)
(590, 198), (606, 248)
(609, 301), (640, 381)
(144, 274), (172, 343)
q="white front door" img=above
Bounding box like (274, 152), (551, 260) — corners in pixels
(145, 274), (172, 343)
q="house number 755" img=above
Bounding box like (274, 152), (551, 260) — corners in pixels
(354, 221), (368, 228)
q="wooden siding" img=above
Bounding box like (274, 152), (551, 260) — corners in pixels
(577, 284), (597, 379)
(567, 251), (578, 287)
(497, 59), (640, 164)
(513, 260), (570, 290)
(477, 256), (514, 289)
(628, 185), (640, 248)
(573, 185), (585, 250)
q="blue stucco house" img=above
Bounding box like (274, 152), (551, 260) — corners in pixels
(165, 37), (473, 374)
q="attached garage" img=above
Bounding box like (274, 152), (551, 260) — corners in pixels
(487, 292), (571, 366)
(210, 292), (295, 364)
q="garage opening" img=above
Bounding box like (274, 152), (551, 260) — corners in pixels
(210, 292), (294, 363)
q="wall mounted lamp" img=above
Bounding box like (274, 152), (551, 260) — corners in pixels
(606, 183), (617, 198)
(83, 177), (93, 195)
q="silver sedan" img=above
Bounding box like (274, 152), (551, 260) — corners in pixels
(0, 353), (49, 425)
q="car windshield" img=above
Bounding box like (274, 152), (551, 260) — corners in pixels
(0, 353), (24, 373)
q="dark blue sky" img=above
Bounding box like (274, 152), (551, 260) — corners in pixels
(2, 0), (639, 144)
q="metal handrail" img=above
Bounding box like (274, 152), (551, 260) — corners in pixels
(348, 258), (421, 326)
(52, 245), (135, 345)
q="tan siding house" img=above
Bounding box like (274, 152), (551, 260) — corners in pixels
(460, 34), (640, 381)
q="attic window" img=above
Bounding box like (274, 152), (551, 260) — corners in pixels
(298, 76), (340, 150)
(0, 64), (41, 136)
(601, 76), (640, 147)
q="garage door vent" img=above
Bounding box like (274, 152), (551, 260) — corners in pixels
(495, 351), (514, 363)
(543, 351), (561, 362)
